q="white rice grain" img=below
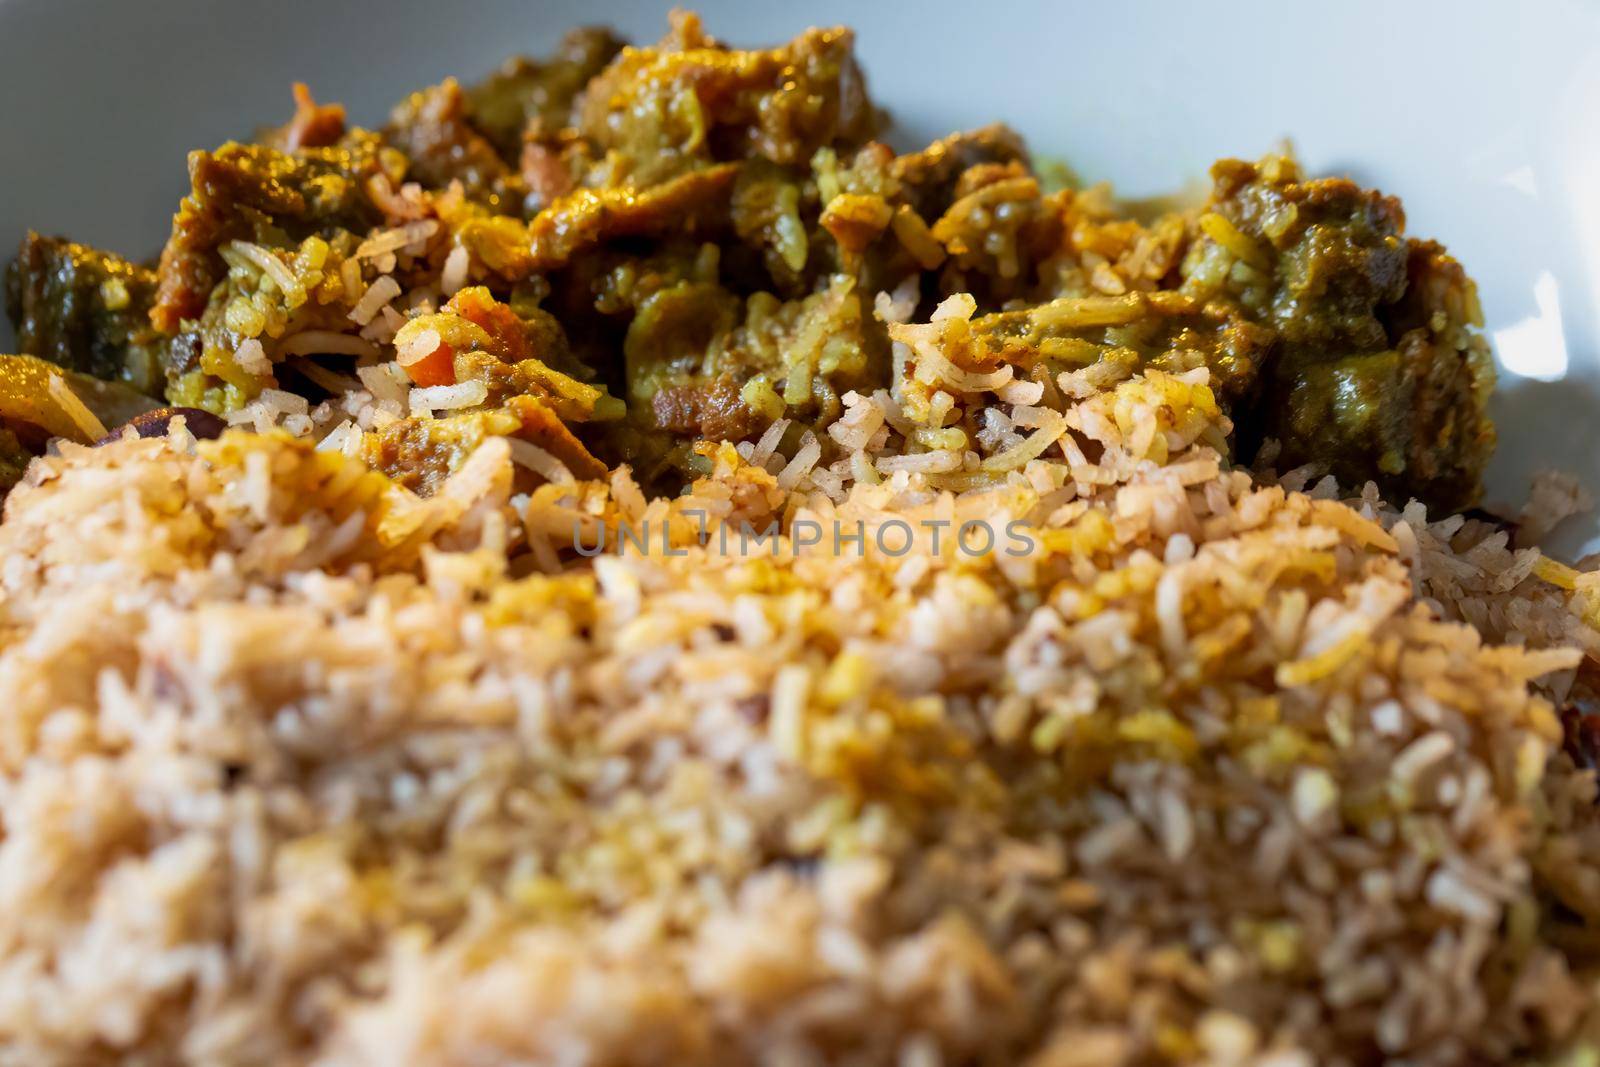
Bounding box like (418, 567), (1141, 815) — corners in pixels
(876, 451), (963, 475)
(776, 433), (822, 491)
(1391, 731), (1456, 786)
(227, 240), (299, 296)
(232, 338), (271, 376)
(358, 363), (410, 404)
(355, 220), (439, 260)
(749, 419), (791, 468)
(441, 245), (471, 296)
(410, 379), (488, 415)
(317, 421), (361, 456)
(396, 328), (443, 368)
(258, 389), (310, 417)
(278, 331), (380, 359)
(348, 276), (402, 327)
(507, 438), (575, 485)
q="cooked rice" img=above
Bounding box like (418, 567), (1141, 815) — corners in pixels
(226, 238), (301, 296)
(4, 298), (1600, 1064)
(278, 330), (382, 359)
(232, 337), (272, 376)
(440, 244), (470, 296)
(1, 26), (1598, 1067)
(316, 419), (363, 456)
(257, 387), (310, 417)
(410, 378), (488, 414)
(348, 275), (403, 327)
(507, 437), (576, 485)
(354, 220), (439, 260)
(395, 326), (442, 366)
(775, 430), (822, 489)
(747, 417), (791, 468)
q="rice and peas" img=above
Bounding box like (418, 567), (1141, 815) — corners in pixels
(2, 14), (1600, 1067)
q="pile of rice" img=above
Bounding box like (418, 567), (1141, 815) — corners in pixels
(3, 293), (1600, 1066)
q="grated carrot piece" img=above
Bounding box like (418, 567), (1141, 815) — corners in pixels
(403, 341), (456, 388)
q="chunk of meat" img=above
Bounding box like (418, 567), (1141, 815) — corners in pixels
(1268, 242), (1495, 509)
(1183, 156), (1409, 351)
(152, 136), (389, 332)
(362, 406), (518, 494)
(6, 232), (170, 394)
(526, 163), (741, 272)
(805, 130), (1043, 303)
(650, 372), (764, 440)
(507, 394), (609, 480)
(576, 12), (879, 187)
(465, 26), (626, 160)
(623, 280), (741, 404)
(890, 125), (1029, 221)
(1183, 156), (1494, 509)
(931, 290), (1275, 410)
(1212, 158), (1409, 349)
(385, 79), (520, 205)
(626, 273), (879, 443)
(929, 162), (1063, 305)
